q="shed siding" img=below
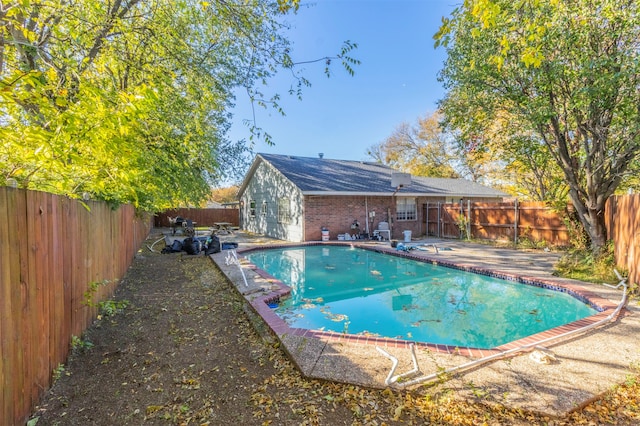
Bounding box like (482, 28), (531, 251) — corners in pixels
(239, 161), (305, 242)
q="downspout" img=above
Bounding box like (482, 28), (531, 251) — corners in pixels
(302, 194), (306, 242)
(391, 187), (401, 240)
(365, 197), (370, 237)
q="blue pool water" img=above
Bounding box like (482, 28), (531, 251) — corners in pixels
(245, 246), (597, 349)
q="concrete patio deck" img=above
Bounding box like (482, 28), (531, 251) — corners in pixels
(208, 231), (639, 418)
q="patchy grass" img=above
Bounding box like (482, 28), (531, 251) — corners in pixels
(31, 244), (640, 425)
(463, 236), (559, 252)
(553, 243), (622, 285)
(463, 237), (625, 287)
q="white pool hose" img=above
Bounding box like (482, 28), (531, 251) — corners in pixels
(225, 249), (249, 287)
(146, 236), (166, 253)
(377, 273), (628, 389)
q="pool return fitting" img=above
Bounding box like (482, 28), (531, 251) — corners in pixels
(376, 271), (629, 389)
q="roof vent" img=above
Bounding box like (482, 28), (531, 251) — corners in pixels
(318, 153), (324, 159)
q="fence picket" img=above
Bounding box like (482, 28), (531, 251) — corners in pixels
(1, 188), (638, 425)
(607, 195), (640, 286)
(8, 187), (22, 421)
(1, 188), (151, 425)
(0, 187), (15, 422)
(155, 208), (239, 228)
(424, 201), (571, 245)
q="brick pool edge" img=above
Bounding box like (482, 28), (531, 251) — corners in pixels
(231, 241), (620, 360)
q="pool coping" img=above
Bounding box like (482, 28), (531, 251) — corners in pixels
(209, 233), (640, 417)
(233, 241), (620, 360)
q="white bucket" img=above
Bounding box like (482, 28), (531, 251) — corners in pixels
(321, 230), (329, 241)
(403, 230), (412, 242)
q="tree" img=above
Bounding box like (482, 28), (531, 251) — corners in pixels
(453, 109), (569, 202)
(210, 186), (240, 204)
(436, 0), (640, 253)
(0, 0), (357, 210)
(367, 111), (460, 178)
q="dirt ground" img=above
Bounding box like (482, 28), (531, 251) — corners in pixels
(30, 235), (640, 425)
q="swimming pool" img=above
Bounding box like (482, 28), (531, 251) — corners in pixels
(244, 245), (598, 349)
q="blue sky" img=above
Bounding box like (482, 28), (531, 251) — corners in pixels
(228, 0), (458, 163)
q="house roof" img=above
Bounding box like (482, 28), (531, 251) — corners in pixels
(239, 153), (507, 198)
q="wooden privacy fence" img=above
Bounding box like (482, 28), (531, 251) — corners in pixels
(425, 197), (639, 285)
(424, 201), (571, 246)
(155, 208), (239, 228)
(0, 187), (151, 425)
(606, 194), (640, 287)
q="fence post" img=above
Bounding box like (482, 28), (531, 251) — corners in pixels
(425, 202), (429, 237)
(437, 202), (441, 238)
(514, 198), (519, 245)
(459, 200), (463, 239)
(467, 199), (471, 239)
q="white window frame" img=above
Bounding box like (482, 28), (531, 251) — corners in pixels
(249, 199), (256, 218)
(261, 201), (267, 216)
(396, 197), (417, 221)
(278, 198), (290, 224)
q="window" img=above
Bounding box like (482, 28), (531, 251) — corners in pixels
(249, 199), (256, 218)
(278, 198), (290, 224)
(396, 197), (416, 221)
(261, 201), (267, 216)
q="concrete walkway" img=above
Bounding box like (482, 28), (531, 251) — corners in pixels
(210, 231), (639, 418)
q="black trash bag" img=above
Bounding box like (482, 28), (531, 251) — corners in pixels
(161, 239), (183, 254)
(195, 236), (210, 252)
(205, 235), (221, 255)
(182, 237), (202, 255)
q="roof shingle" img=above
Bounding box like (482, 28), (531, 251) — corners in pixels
(256, 153), (507, 198)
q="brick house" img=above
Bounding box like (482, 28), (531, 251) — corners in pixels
(237, 153), (507, 242)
